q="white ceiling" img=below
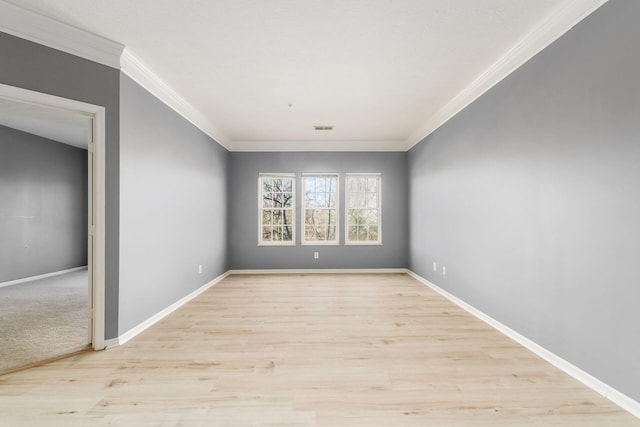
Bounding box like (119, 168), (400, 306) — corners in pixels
(3, 0), (604, 151)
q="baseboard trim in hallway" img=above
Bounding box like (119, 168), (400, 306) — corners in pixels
(407, 270), (640, 419)
(0, 266), (88, 288)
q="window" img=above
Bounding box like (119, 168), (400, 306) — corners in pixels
(258, 174), (295, 245)
(302, 174), (339, 245)
(345, 173), (381, 245)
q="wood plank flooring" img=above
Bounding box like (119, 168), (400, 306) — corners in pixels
(0, 273), (637, 426)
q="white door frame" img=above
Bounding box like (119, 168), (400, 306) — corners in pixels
(0, 83), (106, 350)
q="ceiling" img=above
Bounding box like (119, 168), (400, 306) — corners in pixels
(3, 0), (604, 151)
(0, 97), (90, 148)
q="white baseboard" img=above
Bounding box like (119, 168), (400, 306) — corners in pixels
(103, 337), (120, 350)
(407, 270), (640, 419)
(111, 271), (230, 348)
(228, 268), (408, 275)
(0, 266), (88, 288)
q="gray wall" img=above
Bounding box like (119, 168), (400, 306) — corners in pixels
(0, 32), (120, 339)
(408, 0), (640, 402)
(118, 74), (229, 334)
(0, 125), (87, 283)
(228, 152), (408, 269)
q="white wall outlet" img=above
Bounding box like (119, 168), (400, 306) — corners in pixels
(314, 252), (319, 259)
(433, 261), (437, 271)
(198, 264), (202, 274)
(442, 266), (446, 276)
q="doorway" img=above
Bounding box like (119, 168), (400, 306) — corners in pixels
(0, 84), (105, 372)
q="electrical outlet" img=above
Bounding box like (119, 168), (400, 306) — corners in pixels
(433, 261), (437, 271)
(314, 252), (319, 259)
(198, 264), (202, 274)
(442, 266), (446, 276)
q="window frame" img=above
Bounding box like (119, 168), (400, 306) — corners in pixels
(257, 173), (296, 246)
(301, 173), (340, 246)
(344, 173), (382, 246)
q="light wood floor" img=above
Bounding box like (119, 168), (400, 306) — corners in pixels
(0, 274), (637, 426)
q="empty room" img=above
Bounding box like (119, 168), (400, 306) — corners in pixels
(1, 0), (639, 425)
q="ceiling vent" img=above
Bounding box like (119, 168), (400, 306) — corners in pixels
(314, 125), (334, 131)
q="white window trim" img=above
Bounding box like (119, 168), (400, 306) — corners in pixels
(257, 173), (296, 246)
(301, 173), (340, 246)
(344, 173), (382, 246)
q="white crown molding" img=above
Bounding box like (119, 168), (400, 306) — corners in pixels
(1, 0), (609, 153)
(120, 48), (232, 150)
(405, 0), (609, 150)
(0, 0), (124, 68)
(407, 270), (640, 419)
(232, 140), (404, 152)
(0, 2), (232, 150)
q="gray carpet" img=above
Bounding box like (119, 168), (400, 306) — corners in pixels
(0, 269), (89, 372)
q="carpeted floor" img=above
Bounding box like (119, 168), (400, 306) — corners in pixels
(0, 269), (89, 373)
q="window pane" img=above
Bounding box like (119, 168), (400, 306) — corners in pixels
(305, 208), (333, 239)
(262, 210), (272, 225)
(303, 174), (338, 243)
(284, 209), (293, 226)
(348, 226), (357, 240)
(346, 175), (380, 243)
(327, 225), (336, 241)
(368, 226), (378, 240)
(357, 192), (366, 208)
(282, 192), (293, 208)
(260, 175), (296, 245)
(262, 226), (273, 241)
(317, 209), (330, 227)
(283, 225), (293, 241)
(346, 208), (356, 226)
(329, 210), (337, 225)
(367, 209), (378, 225)
(262, 195), (272, 208)
(323, 178), (330, 193)
(357, 178), (366, 192)
(304, 209), (314, 224)
(366, 192), (377, 208)
(351, 210), (365, 226)
(358, 225), (368, 241)
(357, 209), (368, 225)
(304, 177), (315, 192)
(271, 210), (281, 225)
(305, 192), (317, 209)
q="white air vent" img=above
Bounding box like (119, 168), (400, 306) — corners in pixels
(314, 125), (334, 131)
